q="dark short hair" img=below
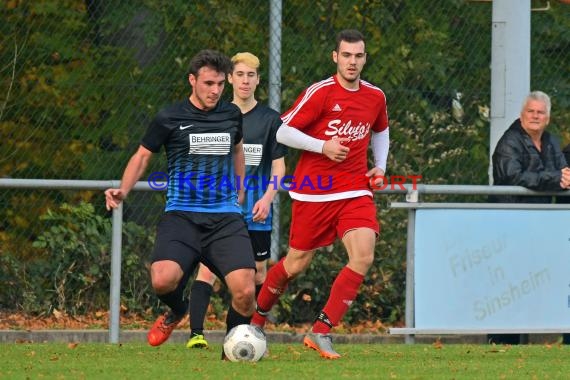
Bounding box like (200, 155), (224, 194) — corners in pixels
(335, 29), (365, 51)
(188, 49), (232, 77)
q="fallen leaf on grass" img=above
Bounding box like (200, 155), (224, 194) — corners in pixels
(432, 338), (443, 349)
(287, 345), (302, 358)
(67, 342), (78, 349)
(52, 309), (64, 319)
(95, 311), (106, 318)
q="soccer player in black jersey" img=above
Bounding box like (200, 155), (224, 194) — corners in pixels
(186, 52), (287, 349)
(104, 49), (256, 348)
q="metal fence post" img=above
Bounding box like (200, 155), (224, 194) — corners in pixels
(109, 202), (123, 343)
(269, 0), (282, 263)
(404, 188), (419, 344)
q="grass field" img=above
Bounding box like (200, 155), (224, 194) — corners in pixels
(2, 342), (569, 379)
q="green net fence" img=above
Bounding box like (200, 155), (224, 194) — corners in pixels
(1, 0), (570, 323)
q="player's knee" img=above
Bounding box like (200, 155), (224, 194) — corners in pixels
(232, 283), (256, 307)
(151, 275), (178, 294)
(151, 272), (180, 294)
(284, 252), (313, 276)
(350, 253), (374, 272)
(362, 252), (374, 267)
(243, 283), (256, 302)
(150, 261), (183, 293)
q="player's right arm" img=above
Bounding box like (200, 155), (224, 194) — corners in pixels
(105, 145), (153, 210)
(276, 124), (350, 162)
(278, 78), (349, 162)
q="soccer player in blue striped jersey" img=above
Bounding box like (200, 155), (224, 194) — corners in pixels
(105, 50), (256, 350)
(186, 52), (287, 349)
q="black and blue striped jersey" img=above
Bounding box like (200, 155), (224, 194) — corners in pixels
(141, 98), (243, 213)
(241, 103), (287, 231)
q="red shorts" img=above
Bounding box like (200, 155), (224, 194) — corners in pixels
(289, 196), (380, 251)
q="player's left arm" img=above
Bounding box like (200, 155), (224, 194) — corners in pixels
(233, 139), (246, 204)
(366, 127), (390, 187)
(252, 157), (286, 222)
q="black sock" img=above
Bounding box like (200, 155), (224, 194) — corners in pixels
(255, 284), (263, 299)
(157, 292), (188, 317)
(225, 305), (251, 335)
(189, 280), (213, 336)
(157, 276), (189, 317)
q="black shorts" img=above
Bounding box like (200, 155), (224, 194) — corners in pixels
(248, 230), (271, 262)
(152, 211), (255, 280)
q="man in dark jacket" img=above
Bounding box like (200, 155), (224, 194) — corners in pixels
(492, 91), (570, 203)
(490, 90), (570, 345)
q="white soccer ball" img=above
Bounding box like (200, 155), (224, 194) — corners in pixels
(223, 324), (267, 362)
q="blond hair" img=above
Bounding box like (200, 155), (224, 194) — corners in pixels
(231, 52), (260, 72)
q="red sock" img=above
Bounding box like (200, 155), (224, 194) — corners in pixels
(312, 266), (364, 334)
(251, 258), (290, 327)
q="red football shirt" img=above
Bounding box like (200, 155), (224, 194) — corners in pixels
(281, 74), (389, 201)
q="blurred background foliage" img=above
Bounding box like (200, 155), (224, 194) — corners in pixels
(1, 0), (570, 327)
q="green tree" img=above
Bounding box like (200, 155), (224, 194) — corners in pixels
(1, 0), (570, 325)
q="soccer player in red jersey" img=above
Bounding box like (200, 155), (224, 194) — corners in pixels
(251, 29), (390, 359)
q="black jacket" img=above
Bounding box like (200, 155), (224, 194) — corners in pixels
(491, 119), (567, 203)
(558, 145), (570, 204)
